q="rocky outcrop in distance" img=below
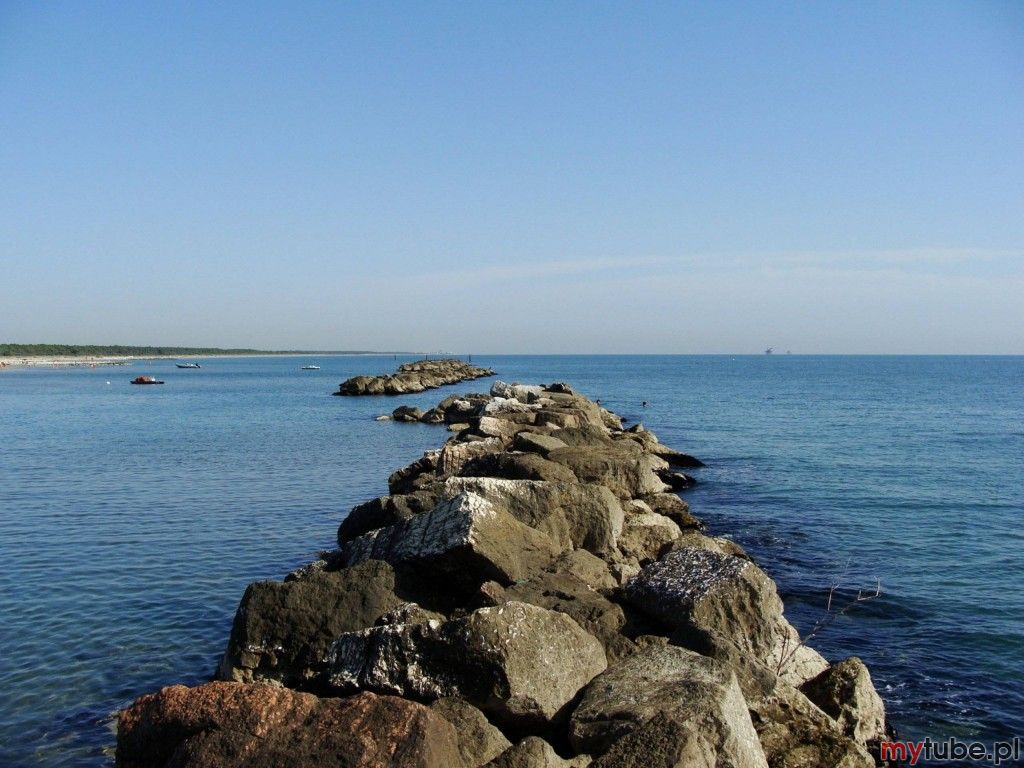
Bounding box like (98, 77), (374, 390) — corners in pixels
(118, 379), (888, 768)
(335, 358), (495, 396)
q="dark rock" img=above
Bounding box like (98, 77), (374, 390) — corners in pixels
(217, 560), (409, 688)
(328, 601), (607, 731)
(656, 467), (696, 490)
(459, 451), (579, 484)
(338, 491), (436, 543)
(393, 405), (427, 422)
(116, 684), (463, 768)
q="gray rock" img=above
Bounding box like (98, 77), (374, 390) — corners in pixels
(431, 697), (512, 766)
(800, 657), (886, 746)
(341, 492), (562, 588)
(623, 549), (827, 686)
(338, 492), (436, 543)
(444, 477), (624, 555)
(217, 560), (408, 688)
(569, 643), (768, 767)
(328, 601), (607, 730)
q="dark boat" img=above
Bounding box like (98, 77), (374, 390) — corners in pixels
(176, 362), (201, 369)
(131, 376), (164, 385)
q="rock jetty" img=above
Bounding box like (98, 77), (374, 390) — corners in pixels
(335, 358), (495, 396)
(117, 380), (888, 768)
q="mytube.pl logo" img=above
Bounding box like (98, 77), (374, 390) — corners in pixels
(879, 737), (1021, 765)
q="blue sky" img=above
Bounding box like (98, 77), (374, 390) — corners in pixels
(1, 1), (1021, 353)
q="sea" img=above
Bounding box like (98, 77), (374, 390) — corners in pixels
(0, 355), (1021, 767)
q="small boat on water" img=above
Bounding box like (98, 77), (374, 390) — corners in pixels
(131, 376), (164, 385)
(300, 365), (321, 370)
(176, 362), (201, 369)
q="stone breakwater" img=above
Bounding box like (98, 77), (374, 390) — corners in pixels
(334, 358), (495, 396)
(116, 380), (888, 768)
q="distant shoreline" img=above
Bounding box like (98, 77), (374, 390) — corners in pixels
(0, 351), (418, 369)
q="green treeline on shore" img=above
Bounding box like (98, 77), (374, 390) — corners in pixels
(0, 344), (378, 357)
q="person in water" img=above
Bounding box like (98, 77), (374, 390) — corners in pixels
(642, 400), (648, 408)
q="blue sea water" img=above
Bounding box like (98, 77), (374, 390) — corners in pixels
(0, 354), (1021, 766)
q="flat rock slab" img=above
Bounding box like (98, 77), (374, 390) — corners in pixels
(116, 684), (462, 768)
(328, 601), (607, 731)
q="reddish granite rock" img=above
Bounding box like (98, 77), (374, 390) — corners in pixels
(116, 682), (463, 768)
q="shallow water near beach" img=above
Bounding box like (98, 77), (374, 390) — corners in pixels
(1, 354), (1021, 766)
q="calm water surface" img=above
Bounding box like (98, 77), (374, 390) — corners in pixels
(1, 355), (1021, 766)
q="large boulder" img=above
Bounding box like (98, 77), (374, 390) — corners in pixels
(431, 697), (511, 767)
(341, 492), (561, 589)
(328, 601), (607, 731)
(799, 657), (886, 746)
(499, 570), (634, 662)
(623, 548), (827, 686)
(547, 446), (670, 499)
(438, 436), (505, 476)
(750, 682), (874, 768)
(338, 491), (437, 543)
(217, 560), (409, 688)
(116, 684), (463, 768)
(569, 643), (768, 767)
(444, 477), (624, 555)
